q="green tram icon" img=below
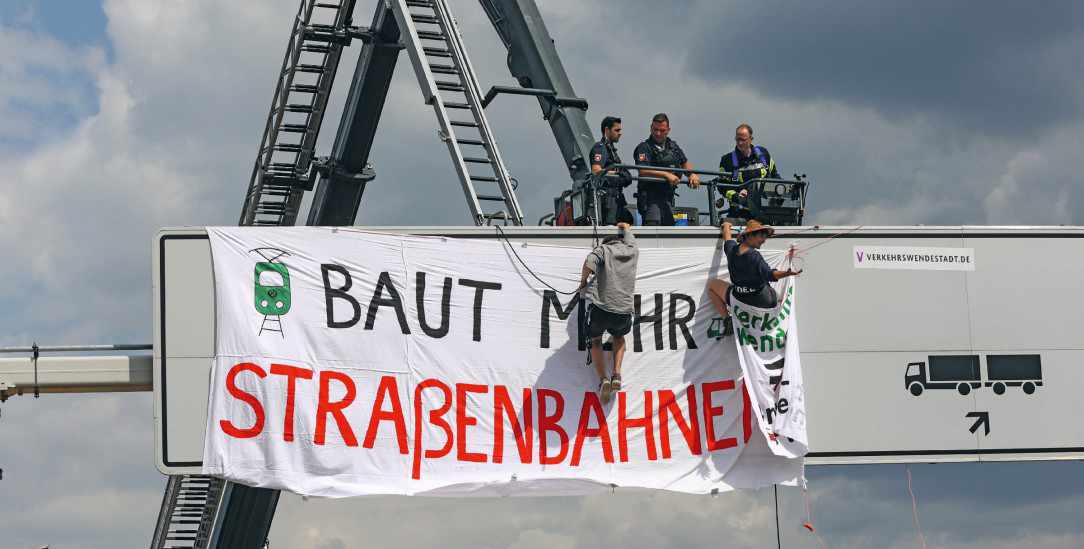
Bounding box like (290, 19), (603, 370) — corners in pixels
(707, 317), (726, 340)
(251, 248), (291, 337)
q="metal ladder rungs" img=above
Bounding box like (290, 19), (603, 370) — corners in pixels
(284, 104), (316, 113)
(294, 63), (328, 73)
(290, 84), (321, 93)
(262, 174), (304, 186)
(300, 44), (332, 53)
(279, 123), (310, 132)
(436, 81), (465, 92)
(416, 30), (445, 40)
(391, 0), (524, 226)
(260, 190), (295, 197)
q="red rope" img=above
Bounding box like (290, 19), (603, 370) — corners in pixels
(772, 225), (820, 238)
(790, 225), (865, 257)
(907, 465), (928, 549)
(802, 486), (826, 548)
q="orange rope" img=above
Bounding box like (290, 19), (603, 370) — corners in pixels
(772, 225), (820, 238)
(803, 486), (826, 548)
(907, 464), (928, 549)
(790, 225), (865, 257)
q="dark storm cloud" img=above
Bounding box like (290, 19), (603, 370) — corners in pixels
(686, 0), (1084, 137)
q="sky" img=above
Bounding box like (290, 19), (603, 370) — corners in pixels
(1, 0), (1083, 547)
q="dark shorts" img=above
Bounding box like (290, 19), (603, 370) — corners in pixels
(727, 284), (778, 309)
(585, 304), (632, 338)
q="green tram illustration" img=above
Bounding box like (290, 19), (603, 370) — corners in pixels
(707, 317), (726, 339)
(251, 247), (291, 337)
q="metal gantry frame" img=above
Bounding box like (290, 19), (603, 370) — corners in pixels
(257, 0), (595, 229)
(173, 1), (597, 546)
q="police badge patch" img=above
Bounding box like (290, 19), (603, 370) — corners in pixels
(594, 153), (602, 162)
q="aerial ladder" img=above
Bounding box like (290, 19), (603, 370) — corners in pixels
(239, 0), (356, 227)
(390, 0), (524, 225)
(154, 0), (597, 546)
(305, 0), (595, 227)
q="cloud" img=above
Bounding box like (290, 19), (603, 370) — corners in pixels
(2, 1), (1084, 547)
(0, 393), (162, 549)
(0, 20), (104, 143)
(790, 463), (1084, 548)
(268, 489), (782, 548)
(686, 0), (1084, 138)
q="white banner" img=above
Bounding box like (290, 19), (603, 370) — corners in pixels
(853, 246), (976, 271)
(203, 227), (806, 498)
(728, 271), (808, 458)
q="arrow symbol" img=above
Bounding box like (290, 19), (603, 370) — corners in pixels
(966, 411), (990, 436)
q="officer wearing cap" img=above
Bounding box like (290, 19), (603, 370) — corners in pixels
(633, 113), (700, 226)
(589, 116), (633, 225)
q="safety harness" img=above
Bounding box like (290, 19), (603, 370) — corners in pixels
(730, 146), (769, 180)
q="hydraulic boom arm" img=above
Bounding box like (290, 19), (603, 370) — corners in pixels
(478, 0), (596, 187)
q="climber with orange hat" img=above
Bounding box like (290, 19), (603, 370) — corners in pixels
(708, 220), (803, 335)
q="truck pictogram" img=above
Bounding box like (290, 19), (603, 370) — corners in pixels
(905, 354), (1042, 396)
(985, 355), (1043, 395)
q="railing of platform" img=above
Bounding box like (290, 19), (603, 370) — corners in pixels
(553, 164), (808, 227)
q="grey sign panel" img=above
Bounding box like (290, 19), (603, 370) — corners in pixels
(152, 226), (1084, 474)
(153, 231), (215, 471)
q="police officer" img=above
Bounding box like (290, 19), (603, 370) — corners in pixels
(633, 113), (700, 226)
(719, 124), (780, 219)
(589, 116), (633, 225)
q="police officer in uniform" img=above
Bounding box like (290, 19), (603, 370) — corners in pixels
(633, 113), (700, 226)
(719, 124), (779, 219)
(589, 116), (633, 225)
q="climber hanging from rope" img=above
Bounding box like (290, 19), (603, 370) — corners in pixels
(577, 222), (638, 405)
(708, 220), (803, 336)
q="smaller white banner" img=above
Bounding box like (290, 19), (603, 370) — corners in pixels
(853, 246), (975, 271)
(728, 260), (807, 459)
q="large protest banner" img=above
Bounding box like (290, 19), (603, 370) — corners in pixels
(203, 227), (806, 497)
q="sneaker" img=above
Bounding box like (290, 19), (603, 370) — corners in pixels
(610, 373), (622, 392)
(599, 378), (612, 405)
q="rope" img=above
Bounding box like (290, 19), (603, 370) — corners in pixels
(774, 485), (782, 549)
(773, 225), (820, 238)
(493, 225), (580, 296)
(790, 225), (864, 257)
(907, 464), (928, 549)
(803, 486), (826, 548)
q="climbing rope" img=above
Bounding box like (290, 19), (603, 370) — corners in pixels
(803, 485), (826, 548)
(493, 225), (580, 296)
(786, 225), (865, 258)
(907, 464), (928, 549)
(773, 225), (821, 238)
